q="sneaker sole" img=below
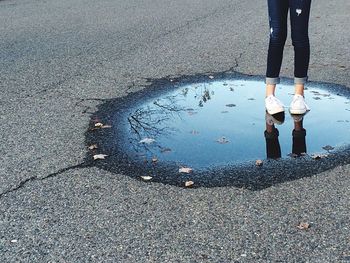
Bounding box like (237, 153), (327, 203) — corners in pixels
(289, 108), (310, 115)
(266, 108), (285, 115)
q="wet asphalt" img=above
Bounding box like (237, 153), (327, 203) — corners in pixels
(0, 0), (350, 262)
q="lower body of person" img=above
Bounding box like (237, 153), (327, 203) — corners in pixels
(265, 0), (312, 115)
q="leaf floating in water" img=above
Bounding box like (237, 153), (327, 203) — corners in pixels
(179, 166), (193, 173)
(229, 87), (234, 91)
(225, 103), (236, 107)
(221, 110), (229, 113)
(248, 98), (255, 101)
(95, 122), (104, 127)
(140, 176), (152, 181)
(313, 97), (321, 100)
(91, 122), (112, 130)
(187, 111), (198, 116)
(322, 145), (334, 151)
(297, 222), (310, 230)
(139, 138), (156, 144)
(93, 154), (108, 160)
(190, 130), (200, 135)
(223, 83), (228, 86)
(88, 144), (98, 150)
(185, 181), (194, 187)
(216, 136), (230, 144)
(160, 147), (172, 153)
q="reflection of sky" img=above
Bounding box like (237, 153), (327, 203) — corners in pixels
(124, 80), (350, 169)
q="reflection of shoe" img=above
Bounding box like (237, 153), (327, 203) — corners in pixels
(289, 94), (310, 114)
(266, 111), (285, 125)
(290, 111), (308, 122)
(265, 95), (285, 115)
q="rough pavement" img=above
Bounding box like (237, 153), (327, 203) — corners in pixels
(0, 0), (349, 262)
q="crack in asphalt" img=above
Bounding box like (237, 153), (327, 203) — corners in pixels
(0, 162), (92, 199)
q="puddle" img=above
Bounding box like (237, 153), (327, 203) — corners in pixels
(86, 73), (350, 189)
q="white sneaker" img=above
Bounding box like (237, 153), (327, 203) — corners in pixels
(289, 94), (310, 115)
(265, 95), (285, 115)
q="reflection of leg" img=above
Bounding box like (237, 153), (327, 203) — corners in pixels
(265, 126), (281, 159)
(292, 120), (306, 155)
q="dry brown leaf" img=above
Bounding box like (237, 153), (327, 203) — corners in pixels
(93, 154), (108, 160)
(255, 160), (263, 166)
(185, 181), (194, 187)
(179, 167), (193, 173)
(297, 222), (310, 230)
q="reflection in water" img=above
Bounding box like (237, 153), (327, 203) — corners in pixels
(265, 112), (307, 159)
(119, 80), (350, 169)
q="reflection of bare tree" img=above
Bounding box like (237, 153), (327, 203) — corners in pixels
(125, 84), (216, 158)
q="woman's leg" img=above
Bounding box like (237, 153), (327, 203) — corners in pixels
(266, 0), (289, 96)
(289, 0), (312, 94)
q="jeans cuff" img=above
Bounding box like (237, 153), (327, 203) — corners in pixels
(294, 77), (308, 84)
(265, 77), (280, 85)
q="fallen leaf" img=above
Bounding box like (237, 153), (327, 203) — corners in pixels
(311, 153), (328, 160)
(322, 145), (334, 151)
(93, 154), (108, 160)
(216, 136), (230, 144)
(226, 103), (236, 107)
(179, 166), (193, 173)
(139, 138), (156, 144)
(297, 222), (310, 230)
(160, 147), (172, 153)
(255, 160), (263, 166)
(190, 130), (199, 135)
(221, 110), (229, 113)
(140, 176), (152, 181)
(248, 98), (255, 100)
(94, 122), (104, 127)
(185, 181), (194, 187)
(88, 144), (98, 150)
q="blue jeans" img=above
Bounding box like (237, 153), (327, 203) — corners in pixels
(265, 0), (312, 85)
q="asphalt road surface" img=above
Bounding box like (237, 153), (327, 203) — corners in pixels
(1, 0), (349, 262)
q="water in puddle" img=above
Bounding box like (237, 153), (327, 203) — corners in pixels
(118, 80), (350, 170)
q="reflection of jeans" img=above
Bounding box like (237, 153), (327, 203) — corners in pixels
(292, 128), (306, 155)
(264, 128), (281, 159)
(266, 0), (312, 85)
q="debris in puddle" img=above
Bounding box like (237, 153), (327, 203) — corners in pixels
(313, 97), (321, 100)
(160, 148), (172, 153)
(216, 136), (230, 144)
(187, 111), (198, 116)
(179, 166), (193, 173)
(185, 181), (194, 187)
(248, 98), (255, 100)
(88, 144), (98, 150)
(322, 145), (334, 151)
(229, 87), (234, 91)
(208, 75), (214, 79)
(190, 130), (200, 135)
(221, 110), (229, 113)
(93, 154), (108, 160)
(225, 103), (236, 107)
(139, 138), (156, 144)
(152, 157), (158, 163)
(255, 159), (263, 166)
(297, 222), (310, 230)
(140, 175), (152, 181)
